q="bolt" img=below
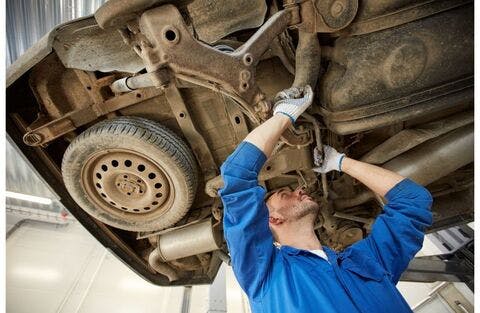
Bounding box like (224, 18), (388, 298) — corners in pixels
(24, 133), (42, 145)
(331, 1), (345, 17)
(240, 70), (251, 81)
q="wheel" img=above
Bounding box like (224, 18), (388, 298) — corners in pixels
(62, 116), (198, 231)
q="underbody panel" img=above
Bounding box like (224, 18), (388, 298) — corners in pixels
(6, 0), (474, 285)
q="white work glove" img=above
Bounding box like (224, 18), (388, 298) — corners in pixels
(273, 85), (313, 123)
(313, 145), (346, 173)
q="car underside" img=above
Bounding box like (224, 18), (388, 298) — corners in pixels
(6, 0), (473, 286)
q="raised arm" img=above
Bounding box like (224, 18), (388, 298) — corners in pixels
(341, 157), (404, 197)
(244, 114), (292, 156)
(245, 85), (313, 156)
(219, 86), (313, 299)
(315, 147), (433, 283)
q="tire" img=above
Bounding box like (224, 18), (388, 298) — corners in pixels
(62, 116), (198, 231)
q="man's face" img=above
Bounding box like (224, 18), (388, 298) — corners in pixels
(266, 186), (320, 221)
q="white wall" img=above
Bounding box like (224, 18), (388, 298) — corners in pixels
(6, 219), (251, 313)
(6, 219), (472, 313)
(7, 220), (185, 313)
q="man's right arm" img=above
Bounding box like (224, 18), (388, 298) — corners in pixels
(220, 86), (313, 298)
(219, 141), (275, 299)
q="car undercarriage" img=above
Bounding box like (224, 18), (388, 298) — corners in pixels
(6, 0), (473, 286)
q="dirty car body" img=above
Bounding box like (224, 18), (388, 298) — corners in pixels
(6, 0), (473, 285)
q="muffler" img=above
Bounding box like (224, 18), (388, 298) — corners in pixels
(148, 219), (222, 280)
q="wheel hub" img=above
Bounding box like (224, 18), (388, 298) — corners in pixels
(82, 150), (171, 214)
(115, 174), (146, 197)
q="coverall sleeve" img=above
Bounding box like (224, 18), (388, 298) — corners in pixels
(219, 141), (275, 299)
(350, 178), (433, 283)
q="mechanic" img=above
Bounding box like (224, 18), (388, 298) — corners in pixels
(219, 86), (433, 313)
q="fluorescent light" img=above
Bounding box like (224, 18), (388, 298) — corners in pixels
(5, 191), (53, 205)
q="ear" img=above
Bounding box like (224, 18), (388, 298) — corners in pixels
(269, 213), (285, 225)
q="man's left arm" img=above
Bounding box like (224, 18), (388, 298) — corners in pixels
(352, 179), (433, 283)
(338, 157), (433, 283)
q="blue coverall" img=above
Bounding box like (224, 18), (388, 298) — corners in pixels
(219, 141), (433, 313)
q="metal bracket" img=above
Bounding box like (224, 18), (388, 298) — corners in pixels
(23, 87), (164, 146)
(296, 0), (358, 33)
(165, 85), (218, 180)
(135, 4), (298, 122)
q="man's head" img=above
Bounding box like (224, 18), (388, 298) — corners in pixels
(266, 186), (320, 236)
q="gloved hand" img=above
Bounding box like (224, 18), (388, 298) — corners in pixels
(313, 145), (346, 173)
(273, 85), (313, 123)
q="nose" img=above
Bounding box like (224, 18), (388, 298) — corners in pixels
(294, 186), (306, 197)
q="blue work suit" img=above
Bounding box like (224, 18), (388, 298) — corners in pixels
(219, 141), (433, 313)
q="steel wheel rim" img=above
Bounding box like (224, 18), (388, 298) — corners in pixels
(81, 149), (172, 215)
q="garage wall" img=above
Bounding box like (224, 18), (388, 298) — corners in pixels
(7, 220), (182, 313)
(6, 0), (106, 65)
(6, 220), (251, 313)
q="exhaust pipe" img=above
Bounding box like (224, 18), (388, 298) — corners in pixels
(148, 249), (179, 282)
(148, 219), (222, 279)
(334, 123), (473, 209)
(384, 123), (473, 185)
(361, 110), (473, 164)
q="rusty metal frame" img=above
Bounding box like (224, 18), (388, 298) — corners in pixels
(130, 4), (299, 123)
(295, 0), (358, 33)
(221, 94), (249, 144)
(23, 84), (164, 146)
(23, 2), (318, 147)
(337, 0), (471, 36)
(164, 85), (218, 180)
